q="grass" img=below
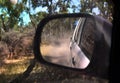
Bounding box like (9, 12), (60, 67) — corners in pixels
(0, 56), (34, 83)
(0, 56), (108, 83)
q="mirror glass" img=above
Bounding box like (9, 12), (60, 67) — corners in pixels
(40, 17), (96, 69)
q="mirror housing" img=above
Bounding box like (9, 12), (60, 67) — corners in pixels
(33, 13), (112, 79)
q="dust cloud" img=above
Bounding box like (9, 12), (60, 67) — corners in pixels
(40, 37), (74, 67)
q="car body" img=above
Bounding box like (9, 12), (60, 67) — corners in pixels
(69, 15), (112, 78)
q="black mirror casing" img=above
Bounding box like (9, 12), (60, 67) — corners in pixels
(34, 13), (93, 64)
(33, 13), (112, 79)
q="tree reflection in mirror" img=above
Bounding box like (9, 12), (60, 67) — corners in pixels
(40, 17), (96, 69)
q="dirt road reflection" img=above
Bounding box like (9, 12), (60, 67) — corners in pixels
(40, 40), (73, 67)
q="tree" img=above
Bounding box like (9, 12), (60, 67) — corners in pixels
(79, 0), (113, 21)
(95, 0), (113, 21)
(0, 0), (25, 31)
(31, 0), (72, 15)
(80, 0), (96, 12)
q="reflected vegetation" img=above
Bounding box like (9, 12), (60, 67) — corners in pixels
(40, 17), (92, 69)
(41, 18), (77, 67)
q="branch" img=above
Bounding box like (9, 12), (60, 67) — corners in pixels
(0, 14), (8, 32)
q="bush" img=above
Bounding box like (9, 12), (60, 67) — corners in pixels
(0, 41), (9, 59)
(1, 29), (34, 59)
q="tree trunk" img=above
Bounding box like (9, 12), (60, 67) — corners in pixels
(0, 14), (8, 32)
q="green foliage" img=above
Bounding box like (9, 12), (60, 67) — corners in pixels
(80, 0), (96, 12)
(0, 0), (25, 31)
(31, 0), (72, 14)
(0, 0), (113, 36)
(79, 0), (113, 21)
(0, 0), (113, 42)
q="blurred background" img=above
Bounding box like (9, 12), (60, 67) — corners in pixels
(0, 0), (113, 82)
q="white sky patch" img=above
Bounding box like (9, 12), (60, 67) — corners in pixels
(68, 0), (80, 13)
(29, 5), (48, 14)
(92, 7), (100, 15)
(34, 7), (47, 13)
(0, 9), (2, 15)
(19, 11), (31, 26)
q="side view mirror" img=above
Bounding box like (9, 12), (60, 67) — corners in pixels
(33, 13), (112, 79)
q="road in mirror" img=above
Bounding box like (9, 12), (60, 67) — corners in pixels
(40, 17), (95, 69)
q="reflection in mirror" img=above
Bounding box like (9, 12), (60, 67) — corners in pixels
(40, 17), (96, 69)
